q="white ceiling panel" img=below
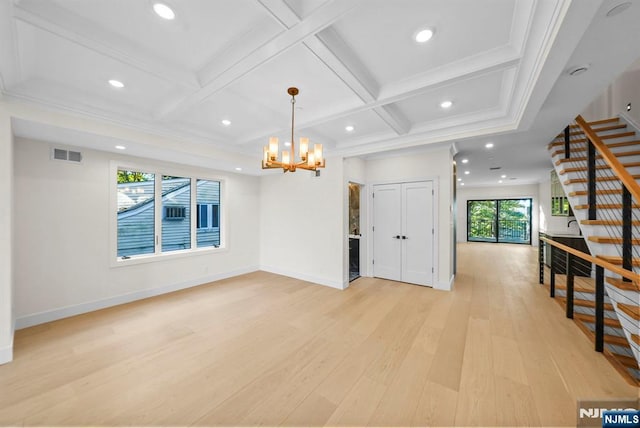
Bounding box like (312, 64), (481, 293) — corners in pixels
(392, 69), (506, 126)
(176, 87), (285, 142)
(223, 44), (365, 137)
(47, 0), (282, 71)
(15, 20), (181, 117)
(329, 0), (515, 87)
(283, 0), (332, 20)
(303, 109), (395, 145)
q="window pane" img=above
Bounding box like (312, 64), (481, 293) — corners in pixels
(212, 204), (219, 228)
(467, 200), (497, 242)
(196, 179), (220, 248)
(497, 199), (531, 244)
(198, 204), (208, 229)
(117, 170), (155, 257)
(162, 176), (191, 251)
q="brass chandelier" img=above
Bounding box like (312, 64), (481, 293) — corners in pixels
(262, 87), (325, 172)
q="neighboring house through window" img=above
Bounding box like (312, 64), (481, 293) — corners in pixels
(116, 169), (222, 259)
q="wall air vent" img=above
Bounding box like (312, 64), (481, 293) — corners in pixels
(51, 148), (83, 163)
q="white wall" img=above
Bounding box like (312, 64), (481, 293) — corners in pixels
(13, 138), (260, 326)
(456, 184), (540, 247)
(538, 176), (577, 235)
(0, 106), (14, 363)
(365, 147), (454, 290)
(582, 61), (640, 125)
(259, 157), (345, 289)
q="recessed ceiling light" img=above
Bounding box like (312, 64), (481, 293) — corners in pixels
(464, 171), (470, 175)
(284, 141), (291, 147)
(221, 119), (231, 126)
(485, 142), (494, 148)
(501, 174), (507, 178)
(235, 167), (242, 171)
(440, 100), (453, 109)
(108, 79), (124, 88)
(607, 2), (631, 17)
(498, 180), (503, 183)
(460, 183), (465, 186)
(153, 3), (175, 20)
(345, 125), (355, 132)
(457, 178), (462, 182)
(415, 28), (434, 43)
(461, 158), (469, 164)
(115, 145), (126, 150)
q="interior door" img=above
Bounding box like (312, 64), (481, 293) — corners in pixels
(373, 184), (402, 281)
(402, 181), (434, 286)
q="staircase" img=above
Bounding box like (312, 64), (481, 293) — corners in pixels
(547, 115), (640, 385)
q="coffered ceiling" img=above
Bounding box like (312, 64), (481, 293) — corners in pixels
(1, 0), (637, 180)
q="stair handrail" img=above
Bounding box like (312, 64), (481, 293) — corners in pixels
(575, 115), (640, 203)
(541, 236), (640, 282)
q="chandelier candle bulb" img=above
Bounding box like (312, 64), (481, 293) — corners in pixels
(314, 144), (323, 165)
(299, 138), (309, 160)
(307, 152), (315, 167)
(269, 137), (279, 161)
(282, 150), (290, 165)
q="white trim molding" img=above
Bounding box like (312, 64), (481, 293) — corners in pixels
(15, 266), (259, 330)
(259, 266), (346, 290)
(435, 274), (456, 291)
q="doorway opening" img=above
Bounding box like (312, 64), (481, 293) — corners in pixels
(467, 198), (532, 244)
(348, 182), (361, 282)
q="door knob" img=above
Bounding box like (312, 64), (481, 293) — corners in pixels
(402, 236), (408, 239)
(393, 235), (400, 239)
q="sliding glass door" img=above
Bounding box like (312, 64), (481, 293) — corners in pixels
(467, 198), (532, 244)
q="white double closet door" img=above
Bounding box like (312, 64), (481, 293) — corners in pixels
(373, 181), (434, 286)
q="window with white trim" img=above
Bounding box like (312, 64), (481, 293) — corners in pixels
(115, 169), (222, 259)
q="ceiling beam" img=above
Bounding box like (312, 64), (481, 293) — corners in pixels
(373, 105), (411, 135)
(12, 2), (200, 89)
(254, 1), (411, 137)
(155, 0), (366, 120)
(0, 1), (21, 90)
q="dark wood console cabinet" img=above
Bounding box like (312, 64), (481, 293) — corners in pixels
(540, 232), (592, 277)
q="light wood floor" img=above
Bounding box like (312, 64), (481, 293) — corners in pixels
(1, 243), (637, 427)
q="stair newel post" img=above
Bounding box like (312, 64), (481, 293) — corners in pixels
(622, 185), (632, 282)
(566, 252), (574, 319)
(587, 138), (597, 220)
(550, 245), (556, 297)
(595, 265), (604, 352)
(564, 125), (571, 159)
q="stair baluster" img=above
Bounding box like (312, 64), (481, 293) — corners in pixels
(595, 265), (605, 352)
(566, 252), (574, 319)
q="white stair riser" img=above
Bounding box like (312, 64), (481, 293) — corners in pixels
(552, 154), (640, 166)
(551, 145), (640, 160)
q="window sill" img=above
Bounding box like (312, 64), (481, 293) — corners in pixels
(110, 245), (228, 268)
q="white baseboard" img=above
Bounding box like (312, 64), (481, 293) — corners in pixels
(15, 266), (259, 330)
(620, 112), (640, 132)
(259, 265), (346, 290)
(435, 274), (455, 291)
(1, 318), (15, 364)
(0, 345), (12, 365)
